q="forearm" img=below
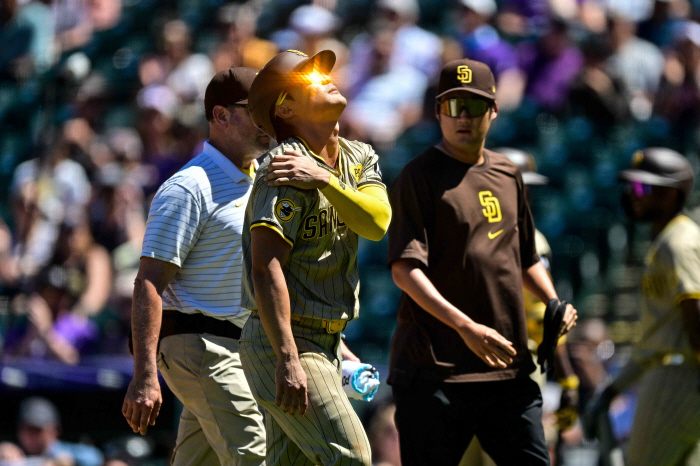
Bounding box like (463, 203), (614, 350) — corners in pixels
(131, 279), (163, 375)
(392, 262), (473, 332)
(320, 176), (391, 241)
(522, 261), (558, 304)
(252, 263), (298, 360)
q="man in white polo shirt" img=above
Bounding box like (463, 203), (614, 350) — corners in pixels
(122, 67), (269, 465)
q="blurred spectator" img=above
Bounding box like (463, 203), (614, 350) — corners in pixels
(161, 19), (214, 102)
(519, 19), (583, 113)
(2, 0), (55, 80)
(346, 0), (442, 92)
(367, 403), (401, 466)
(6, 219), (110, 364)
(654, 20), (700, 147)
(87, 0), (121, 32)
(17, 397), (103, 466)
(285, 5), (348, 68)
(212, 2), (277, 72)
(456, 0), (526, 110)
(637, 0), (689, 48)
(606, 12), (665, 120)
(343, 28), (428, 148)
(54, 0), (94, 53)
(568, 35), (629, 131)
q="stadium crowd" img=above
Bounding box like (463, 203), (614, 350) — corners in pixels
(1, 0), (700, 464)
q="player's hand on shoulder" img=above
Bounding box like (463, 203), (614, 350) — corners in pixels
(458, 321), (517, 369)
(275, 353), (308, 416)
(559, 303), (578, 337)
(265, 149), (331, 190)
(122, 371), (162, 435)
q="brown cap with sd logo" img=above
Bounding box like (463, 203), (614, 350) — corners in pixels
(248, 49), (336, 139)
(618, 147), (695, 197)
(436, 59), (496, 101)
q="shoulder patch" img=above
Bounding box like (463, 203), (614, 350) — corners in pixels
(351, 164), (363, 182)
(275, 199), (301, 222)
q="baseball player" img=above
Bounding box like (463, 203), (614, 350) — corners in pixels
(122, 67), (267, 465)
(498, 147), (580, 432)
(585, 148), (700, 466)
(387, 59), (577, 465)
(239, 49), (391, 465)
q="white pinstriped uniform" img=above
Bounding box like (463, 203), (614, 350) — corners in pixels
(623, 215), (700, 465)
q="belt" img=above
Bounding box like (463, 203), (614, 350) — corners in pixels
(128, 311), (242, 356)
(290, 314), (347, 334)
(160, 310), (242, 340)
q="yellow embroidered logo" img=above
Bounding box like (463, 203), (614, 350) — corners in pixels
(275, 199), (301, 222)
(286, 49), (308, 57)
(351, 164), (363, 182)
(632, 150), (644, 167)
(235, 200), (245, 207)
(488, 229), (503, 239)
(457, 65), (472, 84)
(479, 191), (502, 223)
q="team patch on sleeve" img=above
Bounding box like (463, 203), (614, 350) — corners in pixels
(275, 199), (301, 222)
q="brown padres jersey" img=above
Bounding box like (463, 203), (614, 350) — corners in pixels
(241, 136), (385, 321)
(387, 147), (539, 384)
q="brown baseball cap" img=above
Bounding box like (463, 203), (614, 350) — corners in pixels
(204, 66), (258, 121)
(436, 59), (496, 101)
(619, 147), (695, 196)
(248, 49), (336, 139)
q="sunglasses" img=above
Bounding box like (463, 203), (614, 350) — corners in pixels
(625, 181), (653, 197)
(438, 97), (491, 118)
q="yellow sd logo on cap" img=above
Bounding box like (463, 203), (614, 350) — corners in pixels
(457, 65), (472, 84)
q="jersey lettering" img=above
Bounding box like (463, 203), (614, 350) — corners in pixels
(301, 206), (346, 240)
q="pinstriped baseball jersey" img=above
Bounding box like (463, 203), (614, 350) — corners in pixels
(241, 136), (385, 321)
(634, 215), (700, 362)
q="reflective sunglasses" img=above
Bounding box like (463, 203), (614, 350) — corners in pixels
(625, 180), (653, 197)
(438, 97), (491, 118)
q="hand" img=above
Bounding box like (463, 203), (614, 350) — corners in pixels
(556, 388), (579, 431)
(275, 354), (308, 416)
(458, 322), (517, 368)
(559, 303), (578, 337)
(340, 339), (360, 362)
(122, 371), (162, 435)
(265, 149), (331, 190)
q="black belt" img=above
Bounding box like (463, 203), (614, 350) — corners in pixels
(128, 311), (242, 355)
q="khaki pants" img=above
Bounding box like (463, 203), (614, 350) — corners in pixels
(157, 333), (267, 466)
(239, 314), (371, 466)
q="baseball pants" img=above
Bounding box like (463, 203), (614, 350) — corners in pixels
(157, 333), (267, 466)
(239, 314), (371, 466)
(392, 376), (549, 466)
(626, 364), (700, 466)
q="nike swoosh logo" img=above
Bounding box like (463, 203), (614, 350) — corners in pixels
(488, 229), (503, 239)
(235, 200), (245, 207)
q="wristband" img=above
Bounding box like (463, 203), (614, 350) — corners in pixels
(558, 375), (580, 391)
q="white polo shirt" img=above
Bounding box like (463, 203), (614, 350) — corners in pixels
(141, 142), (256, 328)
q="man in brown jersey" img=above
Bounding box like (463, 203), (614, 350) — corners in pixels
(387, 59), (578, 465)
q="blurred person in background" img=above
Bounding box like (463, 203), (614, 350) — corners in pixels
(518, 18), (583, 114)
(342, 28), (428, 149)
(346, 0), (442, 92)
(606, 10), (665, 120)
(654, 20), (700, 149)
(212, 2), (277, 72)
(568, 34), (630, 133)
(6, 218), (111, 364)
(160, 19), (214, 103)
(17, 397), (103, 466)
(585, 147), (700, 465)
(388, 58), (576, 465)
(284, 4), (348, 68)
(123, 67), (267, 465)
(456, 0), (526, 111)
